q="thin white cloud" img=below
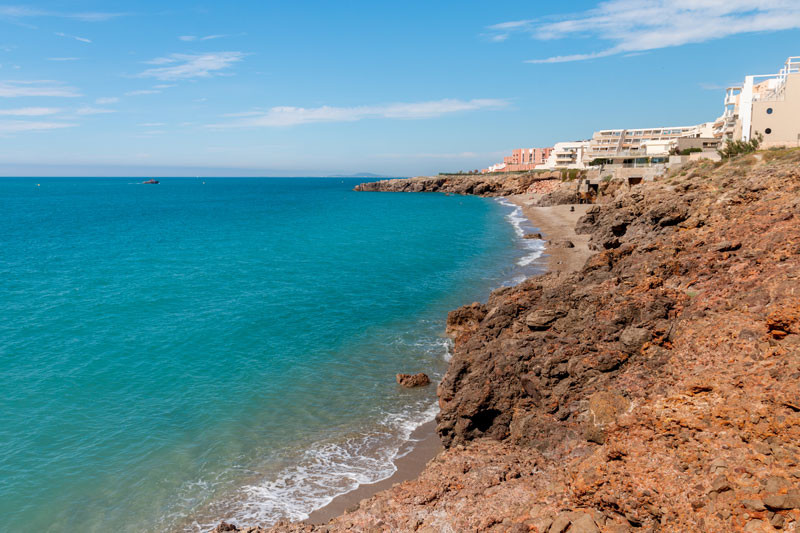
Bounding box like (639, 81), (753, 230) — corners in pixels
(55, 32), (92, 44)
(95, 96), (119, 104)
(137, 52), (244, 80)
(75, 106), (115, 115)
(0, 6), (124, 21)
(379, 150), (508, 159)
(179, 34), (227, 41)
(527, 50), (617, 64)
(124, 89), (161, 96)
(138, 122), (165, 127)
(0, 80), (81, 98)
(0, 120), (76, 134)
(47, 57), (79, 61)
(0, 107), (61, 116)
(489, 0), (800, 63)
(210, 98), (510, 128)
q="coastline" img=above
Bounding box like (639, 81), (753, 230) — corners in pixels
(233, 155), (800, 532)
(298, 194), (591, 527)
(505, 193), (592, 274)
(305, 421), (441, 524)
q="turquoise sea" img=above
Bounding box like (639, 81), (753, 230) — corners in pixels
(0, 178), (545, 532)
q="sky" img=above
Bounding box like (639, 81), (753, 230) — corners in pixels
(1, 0), (799, 177)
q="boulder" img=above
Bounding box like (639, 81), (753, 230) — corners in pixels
(570, 513), (601, 533)
(585, 391), (631, 444)
(763, 491), (800, 510)
(396, 373), (431, 388)
(525, 309), (565, 330)
(619, 327), (651, 353)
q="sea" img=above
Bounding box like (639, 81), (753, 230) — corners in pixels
(0, 178), (546, 532)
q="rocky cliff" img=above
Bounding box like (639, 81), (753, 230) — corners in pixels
(227, 152), (800, 533)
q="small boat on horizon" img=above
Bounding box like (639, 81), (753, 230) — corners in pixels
(142, 179), (159, 185)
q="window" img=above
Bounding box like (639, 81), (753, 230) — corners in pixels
(767, 108), (773, 114)
(765, 128), (772, 134)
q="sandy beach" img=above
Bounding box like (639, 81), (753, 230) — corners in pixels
(506, 194), (592, 273)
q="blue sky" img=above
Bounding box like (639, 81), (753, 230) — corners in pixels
(1, 1), (799, 176)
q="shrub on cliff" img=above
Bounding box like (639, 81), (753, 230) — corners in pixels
(718, 132), (762, 160)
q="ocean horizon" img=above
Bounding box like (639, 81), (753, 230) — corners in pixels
(0, 177), (545, 531)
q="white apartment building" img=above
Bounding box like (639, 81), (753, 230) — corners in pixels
(719, 56), (800, 148)
(585, 122), (718, 166)
(537, 141), (590, 169)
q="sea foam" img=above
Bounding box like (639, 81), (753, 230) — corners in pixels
(495, 198), (546, 270)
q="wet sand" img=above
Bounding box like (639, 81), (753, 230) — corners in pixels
(506, 194), (592, 274)
(305, 420), (441, 525)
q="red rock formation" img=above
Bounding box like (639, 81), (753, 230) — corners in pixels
(228, 152), (800, 533)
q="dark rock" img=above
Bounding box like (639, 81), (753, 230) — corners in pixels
(619, 327), (651, 353)
(523, 233), (544, 240)
(396, 373), (431, 388)
(742, 499), (765, 511)
(525, 309), (565, 330)
(548, 239), (575, 248)
(763, 492), (800, 510)
(712, 241), (742, 252)
(536, 189), (579, 207)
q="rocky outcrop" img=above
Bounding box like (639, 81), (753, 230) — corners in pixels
(396, 373), (431, 388)
(536, 187), (580, 206)
(234, 152), (800, 533)
(353, 173), (563, 197)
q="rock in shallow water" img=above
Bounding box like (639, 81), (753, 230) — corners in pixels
(396, 373), (431, 388)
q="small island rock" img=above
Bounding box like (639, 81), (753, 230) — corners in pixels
(396, 373), (431, 388)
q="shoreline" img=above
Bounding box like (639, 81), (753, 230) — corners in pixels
(305, 420), (441, 525)
(260, 157), (800, 532)
(298, 195), (590, 527)
(506, 194), (592, 273)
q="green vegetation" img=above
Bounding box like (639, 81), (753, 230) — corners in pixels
(718, 132), (762, 160)
(560, 168), (581, 181)
(438, 170), (480, 175)
(588, 158), (611, 167)
(762, 146), (800, 164)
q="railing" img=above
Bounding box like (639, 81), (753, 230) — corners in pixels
(754, 86), (786, 103)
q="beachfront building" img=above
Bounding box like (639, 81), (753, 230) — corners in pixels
(482, 147), (553, 173)
(718, 56), (800, 148)
(537, 141), (590, 169)
(584, 122), (719, 167)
